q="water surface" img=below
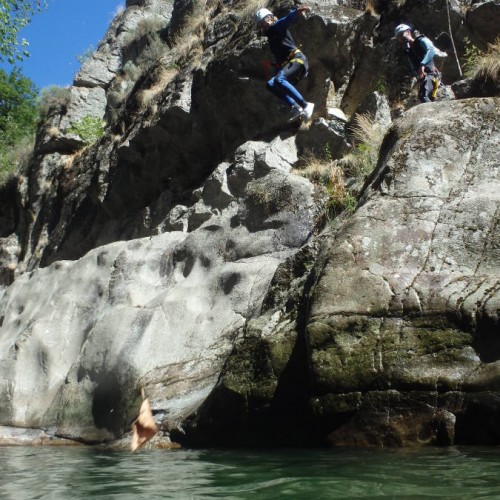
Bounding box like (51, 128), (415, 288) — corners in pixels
(1, 446), (499, 499)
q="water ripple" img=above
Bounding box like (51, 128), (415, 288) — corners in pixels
(0, 446), (499, 499)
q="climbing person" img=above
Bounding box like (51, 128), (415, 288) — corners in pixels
(394, 24), (444, 103)
(256, 5), (315, 122)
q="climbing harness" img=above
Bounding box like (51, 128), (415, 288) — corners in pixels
(282, 48), (304, 67)
(261, 49), (307, 80)
(431, 74), (441, 100)
(281, 48), (308, 81)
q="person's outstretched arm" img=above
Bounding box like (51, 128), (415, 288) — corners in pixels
(273, 5), (309, 32)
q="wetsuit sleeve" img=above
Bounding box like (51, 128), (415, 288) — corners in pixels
(418, 37), (436, 66)
(272, 8), (300, 34)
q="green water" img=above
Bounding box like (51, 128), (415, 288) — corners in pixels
(1, 446), (499, 499)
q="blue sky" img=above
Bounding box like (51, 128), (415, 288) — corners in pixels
(2, 0), (125, 90)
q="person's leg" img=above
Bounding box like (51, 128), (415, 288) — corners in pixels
(419, 75), (434, 103)
(266, 75), (296, 107)
(266, 57), (314, 120)
(274, 62), (307, 108)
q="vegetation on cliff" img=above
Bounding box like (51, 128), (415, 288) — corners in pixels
(0, 68), (38, 183)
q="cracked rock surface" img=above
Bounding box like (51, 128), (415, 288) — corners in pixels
(0, 0), (499, 447)
(185, 98), (500, 447)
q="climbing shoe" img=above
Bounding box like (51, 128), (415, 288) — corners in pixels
(288, 106), (303, 122)
(302, 102), (315, 120)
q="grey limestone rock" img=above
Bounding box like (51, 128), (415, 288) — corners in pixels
(74, 1), (172, 89)
(0, 0), (499, 447)
(0, 134), (318, 443)
(185, 98), (500, 447)
(306, 98), (500, 445)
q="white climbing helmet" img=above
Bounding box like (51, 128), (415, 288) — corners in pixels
(394, 24), (412, 36)
(255, 8), (274, 23)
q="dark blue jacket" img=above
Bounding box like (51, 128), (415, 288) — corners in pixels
(265, 9), (301, 66)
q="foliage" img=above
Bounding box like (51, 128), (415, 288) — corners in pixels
(463, 36), (483, 77)
(138, 32), (167, 67)
(0, 67), (38, 184)
(122, 15), (165, 46)
(0, 134), (34, 184)
(323, 164), (356, 216)
(341, 113), (385, 179)
(0, 67), (38, 136)
(375, 75), (388, 94)
(294, 149), (356, 217)
(295, 114), (386, 218)
(38, 85), (71, 117)
(0, 0), (47, 63)
(76, 44), (95, 64)
(467, 38), (500, 84)
(121, 60), (142, 82)
(67, 116), (104, 144)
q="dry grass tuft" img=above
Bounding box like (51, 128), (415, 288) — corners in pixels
(323, 164), (357, 215)
(351, 113), (383, 145)
(172, 32), (204, 67)
(364, 0), (378, 15)
(294, 150), (356, 216)
(138, 67), (179, 106)
(341, 113), (385, 178)
(47, 126), (60, 138)
(294, 113), (387, 218)
(62, 151), (83, 171)
(298, 119), (313, 132)
(470, 38), (500, 83)
(295, 150), (333, 184)
(169, 3), (210, 68)
(173, 2), (209, 48)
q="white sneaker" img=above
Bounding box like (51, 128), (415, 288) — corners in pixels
(302, 102), (315, 120)
(288, 106), (303, 122)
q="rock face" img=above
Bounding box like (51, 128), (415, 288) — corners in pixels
(183, 98), (500, 447)
(0, 138), (318, 442)
(307, 98), (500, 446)
(0, 0), (499, 446)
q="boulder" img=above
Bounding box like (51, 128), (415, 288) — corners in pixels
(185, 98), (500, 447)
(306, 97), (500, 446)
(0, 137), (319, 443)
(466, 1), (500, 47)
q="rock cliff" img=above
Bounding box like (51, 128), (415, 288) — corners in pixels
(0, 0), (498, 447)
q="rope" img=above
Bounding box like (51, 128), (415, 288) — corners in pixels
(446, 0), (463, 77)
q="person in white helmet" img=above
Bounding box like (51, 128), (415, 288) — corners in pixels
(255, 5), (315, 122)
(394, 23), (443, 103)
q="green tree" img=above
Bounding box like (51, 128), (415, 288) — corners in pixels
(0, 0), (47, 63)
(0, 67), (38, 181)
(0, 67), (38, 141)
